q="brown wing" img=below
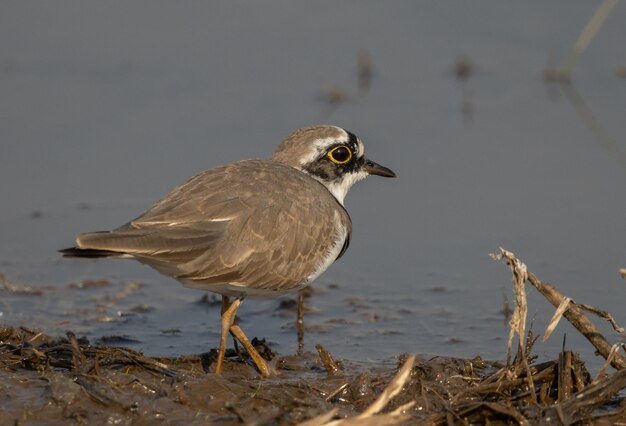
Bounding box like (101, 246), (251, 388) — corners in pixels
(76, 160), (352, 291)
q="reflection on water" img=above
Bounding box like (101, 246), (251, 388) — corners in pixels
(1, 2), (625, 370)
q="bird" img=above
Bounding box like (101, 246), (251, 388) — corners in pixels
(61, 125), (396, 376)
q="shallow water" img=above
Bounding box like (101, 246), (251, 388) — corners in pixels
(1, 2), (625, 370)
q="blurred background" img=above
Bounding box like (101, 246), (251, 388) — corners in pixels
(1, 1), (625, 369)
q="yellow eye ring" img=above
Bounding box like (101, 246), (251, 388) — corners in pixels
(328, 146), (352, 164)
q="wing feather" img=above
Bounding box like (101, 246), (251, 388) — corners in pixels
(75, 160), (352, 293)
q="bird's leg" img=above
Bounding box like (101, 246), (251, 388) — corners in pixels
(229, 323), (272, 377)
(296, 290), (305, 355)
(217, 297), (271, 377)
(221, 296), (241, 357)
(216, 296), (240, 375)
(220, 295), (230, 315)
(231, 335), (242, 359)
(228, 312), (273, 378)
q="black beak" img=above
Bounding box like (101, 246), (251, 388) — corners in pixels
(364, 159), (396, 177)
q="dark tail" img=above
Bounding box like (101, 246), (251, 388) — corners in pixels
(59, 247), (123, 258)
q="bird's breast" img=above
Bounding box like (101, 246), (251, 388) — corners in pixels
(302, 210), (349, 285)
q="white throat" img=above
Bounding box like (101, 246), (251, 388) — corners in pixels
(318, 170), (368, 205)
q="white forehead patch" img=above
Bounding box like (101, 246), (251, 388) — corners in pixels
(356, 138), (365, 157)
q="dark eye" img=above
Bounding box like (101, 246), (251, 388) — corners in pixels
(328, 146), (352, 164)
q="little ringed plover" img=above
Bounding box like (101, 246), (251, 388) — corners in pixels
(61, 125), (396, 376)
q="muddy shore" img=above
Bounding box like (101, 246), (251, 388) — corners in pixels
(2, 324), (626, 425)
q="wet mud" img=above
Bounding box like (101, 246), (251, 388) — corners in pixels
(2, 325), (626, 425)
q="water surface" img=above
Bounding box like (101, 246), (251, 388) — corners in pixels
(1, 1), (625, 369)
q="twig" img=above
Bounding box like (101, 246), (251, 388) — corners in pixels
(493, 248), (626, 370)
(577, 303), (625, 333)
(67, 332), (88, 374)
(558, 82), (626, 171)
(451, 362), (556, 403)
(302, 356), (416, 426)
(490, 249), (536, 402)
(455, 402), (529, 426)
(544, 297), (572, 341)
(591, 343), (625, 385)
(552, 369), (626, 422)
(389, 401), (416, 417)
(490, 249), (528, 365)
(559, 0), (619, 79)
(72, 374), (129, 410)
(315, 344), (342, 376)
(526, 271), (626, 370)
(558, 351), (573, 402)
(357, 355), (415, 418)
(325, 382), (349, 402)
